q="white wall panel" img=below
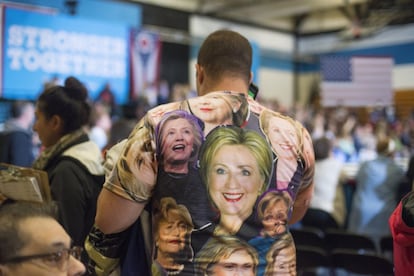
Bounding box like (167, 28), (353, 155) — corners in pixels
(299, 23), (414, 55)
(258, 69), (293, 108)
(190, 16), (294, 53)
(394, 64), (414, 90)
(297, 73), (320, 105)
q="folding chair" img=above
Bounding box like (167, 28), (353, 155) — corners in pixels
(296, 245), (332, 276)
(324, 228), (377, 254)
(379, 235), (394, 262)
(331, 248), (394, 276)
(290, 226), (326, 250)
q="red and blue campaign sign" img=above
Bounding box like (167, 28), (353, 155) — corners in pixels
(130, 29), (161, 104)
(2, 6), (130, 104)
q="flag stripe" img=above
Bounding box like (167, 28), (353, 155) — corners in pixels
(320, 56), (393, 107)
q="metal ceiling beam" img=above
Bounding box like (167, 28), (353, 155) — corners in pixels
(123, 0), (414, 35)
(127, 0), (199, 12)
(216, 0), (369, 19)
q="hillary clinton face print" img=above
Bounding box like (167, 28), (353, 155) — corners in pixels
(199, 125), (273, 236)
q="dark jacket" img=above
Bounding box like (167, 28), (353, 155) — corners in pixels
(42, 134), (104, 262)
(0, 123), (35, 167)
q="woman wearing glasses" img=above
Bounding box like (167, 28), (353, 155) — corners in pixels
(0, 201), (85, 276)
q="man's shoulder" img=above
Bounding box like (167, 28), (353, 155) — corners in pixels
(0, 129), (31, 141)
(146, 101), (182, 124)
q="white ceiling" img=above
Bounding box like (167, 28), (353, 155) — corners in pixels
(126, 0), (414, 38)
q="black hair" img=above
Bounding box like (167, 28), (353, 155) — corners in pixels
(37, 76), (91, 134)
(197, 29), (252, 85)
(313, 137), (332, 160)
(0, 201), (58, 264)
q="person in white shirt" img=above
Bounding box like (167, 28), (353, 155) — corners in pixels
(301, 136), (347, 230)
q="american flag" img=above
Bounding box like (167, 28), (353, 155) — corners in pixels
(320, 56), (393, 107)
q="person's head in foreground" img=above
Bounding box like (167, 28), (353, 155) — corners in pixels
(0, 201), (86, 276)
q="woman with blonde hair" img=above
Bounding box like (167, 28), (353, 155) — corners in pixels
(181, 91), (249, 135)
(248, 190), (292, 275)
(152, 197), (195, 275)
(199, 125), (273, 238)
(260, 109), (314, 201)
(264, 232), (296, 275)
(195, 235), (258, 276)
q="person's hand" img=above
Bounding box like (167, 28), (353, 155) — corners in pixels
(116, 122), (158, 202)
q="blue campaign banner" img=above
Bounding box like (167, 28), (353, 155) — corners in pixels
(250, 41), (260, 84)
(2, 7), (130, 104)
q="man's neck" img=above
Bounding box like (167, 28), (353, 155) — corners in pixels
(199, 79), (248, 96)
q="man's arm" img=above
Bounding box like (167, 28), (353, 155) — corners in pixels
(94, 140), (141, 234)
(289, 125), (315, 225)
(289, 182), (313, 225)
(95, 188), (145, 234)
(94, 117), (158, 234)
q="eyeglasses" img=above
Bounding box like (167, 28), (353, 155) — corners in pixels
(3, 246), (83, 271)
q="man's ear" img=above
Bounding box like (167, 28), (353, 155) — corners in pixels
(195, 64), (204, 85)
(249, 71), (253, 84)
(50, 115), (62, 131)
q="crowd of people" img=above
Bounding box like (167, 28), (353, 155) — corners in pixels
(0, 28), (413, 276)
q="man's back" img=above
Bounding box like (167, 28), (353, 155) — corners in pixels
(88, 29), (315, 276)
